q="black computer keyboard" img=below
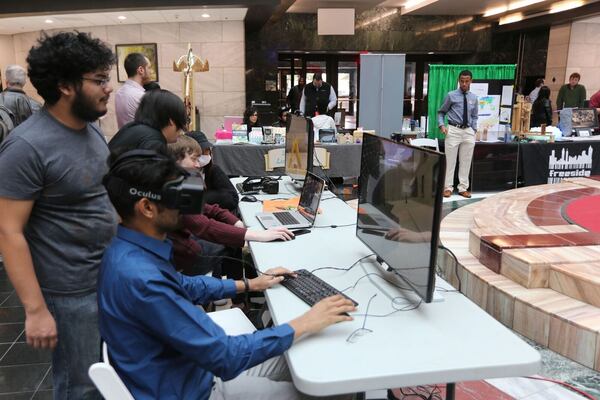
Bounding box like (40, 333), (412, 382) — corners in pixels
(280, 269), (358, 307)
(274, 211), (300, 225)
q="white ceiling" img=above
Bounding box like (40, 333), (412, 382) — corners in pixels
(0, 8), (248, 35)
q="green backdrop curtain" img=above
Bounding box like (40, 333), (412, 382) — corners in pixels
(427, 64), (516, 138)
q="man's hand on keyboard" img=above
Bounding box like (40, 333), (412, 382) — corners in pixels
(249, 267), (296, 291)
(289, 295), (356, 340)
(245, 227), (294, 242)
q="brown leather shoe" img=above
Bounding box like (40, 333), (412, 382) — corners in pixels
(458, 191), (472, 199)
(443, 189), (452, 198)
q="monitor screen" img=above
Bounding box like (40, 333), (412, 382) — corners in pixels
(285, 114), (314, 181)
(298, 172), (325, 224)
(571, 108), (598, 129)
(355, 132), (446, 303)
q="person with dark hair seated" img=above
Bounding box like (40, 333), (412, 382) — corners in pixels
(243, 106), (261, 133)
(273, 108), (289, 128)
(186, 130), (239, 211)
(167, 135), (293, 277)
(108, 89), (186, 153)
(98, 149), (356, 400)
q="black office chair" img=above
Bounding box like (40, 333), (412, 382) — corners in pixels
(318, 128), (336, 143)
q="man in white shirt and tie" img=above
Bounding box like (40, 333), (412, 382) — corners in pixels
(115, 53), (152, 128)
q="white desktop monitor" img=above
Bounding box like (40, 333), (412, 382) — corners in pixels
(285, 114), (315, 182)
(355, 132), (446, 303)
(224, 116), (243, 132)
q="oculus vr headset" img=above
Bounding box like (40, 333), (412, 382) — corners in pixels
(103, 149), (205, 214)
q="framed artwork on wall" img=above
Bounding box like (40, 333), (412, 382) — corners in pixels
(115, 43), (159, 83)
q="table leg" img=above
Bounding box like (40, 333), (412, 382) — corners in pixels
(446, 383), (456, 400)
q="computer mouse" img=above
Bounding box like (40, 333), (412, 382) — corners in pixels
(291, 229), (311, 236)
(240, 195), (258, 202)
(273, 235), (295, 242)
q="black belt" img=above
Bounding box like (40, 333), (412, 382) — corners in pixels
(448, 122), (469, 129)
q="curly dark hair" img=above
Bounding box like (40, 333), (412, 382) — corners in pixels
(27, 31), (115, 105)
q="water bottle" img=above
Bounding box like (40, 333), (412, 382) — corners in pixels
(503, 125), (511, 143)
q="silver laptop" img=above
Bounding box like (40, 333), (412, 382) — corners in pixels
(256, 172), (325, 229)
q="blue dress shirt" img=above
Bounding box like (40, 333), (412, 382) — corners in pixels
(98, 226), (295, 400)
(437, 89), (479, 131)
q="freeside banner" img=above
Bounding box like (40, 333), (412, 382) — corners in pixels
(521, 142), (600, 186)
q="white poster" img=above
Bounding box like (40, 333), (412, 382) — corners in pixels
(478, 95), (501, 132)
(500, 107), (512, 123)
(501, 85), (514, 106)
(470, 83), (489, 98)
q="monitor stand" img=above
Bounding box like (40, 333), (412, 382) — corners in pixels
(362, 259), (445, 304)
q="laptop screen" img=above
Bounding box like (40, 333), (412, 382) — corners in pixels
(297, 172), (325, 224)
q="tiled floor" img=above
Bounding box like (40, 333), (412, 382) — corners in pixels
(0, 192), (598, 399)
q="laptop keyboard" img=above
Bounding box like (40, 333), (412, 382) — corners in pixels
(274, 211), (301, 225)
(280, 269), (358, 308)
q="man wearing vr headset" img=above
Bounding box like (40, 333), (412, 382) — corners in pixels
(99, 149), (356, 399)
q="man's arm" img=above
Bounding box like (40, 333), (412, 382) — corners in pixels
(437, 94), (452, 133)
(327, 86), (337, 111)
(0, 198), (57, 349)
(556, 85), (565, 110)
(299, 88), (306, 115)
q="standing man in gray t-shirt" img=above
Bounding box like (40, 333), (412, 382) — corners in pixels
(0, 32), (117, 399)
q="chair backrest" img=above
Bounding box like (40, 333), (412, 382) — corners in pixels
(88, 343), (135, 400)
(410, 138), (439, 152)
(88, 308), (256, 400)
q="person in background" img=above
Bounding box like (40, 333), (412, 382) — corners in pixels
(98, 150), (356, 399)
(300, 72), (337, 118)
(527, 78), (544, 103)
(286, 76), (305, 112)
(109, 89), (186, 154)
(143, 81), (160, 91)
(0, 31), (117, 399)
(556, 72), (586, 110)
(437, 69), (478, 199)
(187, 131), (239, 211)
(0, 64), (41, 126)
(588, 87), (600, 112)
(311, 102), (337, 140)
(167, 134), (293, 277)
(243, 106), (261, 134)
(115, 52), (152, 128)
(530, 86), (553, 128)
(273, 107), (289, 128)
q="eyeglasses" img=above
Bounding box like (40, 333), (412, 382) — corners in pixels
(82, 77), (111, 88)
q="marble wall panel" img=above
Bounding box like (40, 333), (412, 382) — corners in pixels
(567, 43), (597, 68)
(195, 67), (224, 93)
(141, 23), (179, 43)
(223, 67), (245, 92)
(180, 22), (222, 43)
(202, 91), (245, 117)
(158, 43), (189, 69)
(202, 42), (244, 68)
(222, 21), (244, 43)
(200, 116), (224, 139)
(107, 24), (142, 44)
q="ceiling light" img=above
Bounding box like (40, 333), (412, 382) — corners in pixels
(428, 51), (435, 54)
(484, 6), (508, 17)
(201, 13), (210, 18)
(117, 16), (127, 20)
(550, 0), (584, 13)
(508, 0), (546, 10)
(499, 12), (524, 24)
(45, 19), (53, 24)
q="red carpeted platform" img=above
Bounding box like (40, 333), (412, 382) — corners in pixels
(564, 194), (600, 233)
